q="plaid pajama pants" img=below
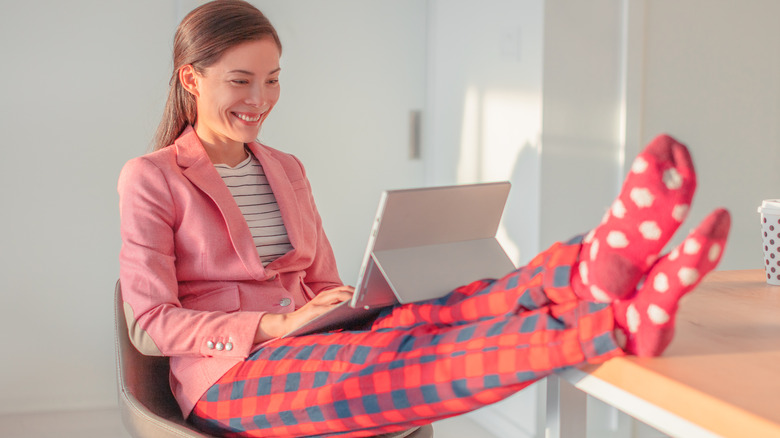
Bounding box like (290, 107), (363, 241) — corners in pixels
(190, 236), (623, 437)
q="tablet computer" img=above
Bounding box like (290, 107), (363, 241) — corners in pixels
(282, 181), (515, 337)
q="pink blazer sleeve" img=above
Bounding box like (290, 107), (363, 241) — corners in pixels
(118, 157), (262, 359)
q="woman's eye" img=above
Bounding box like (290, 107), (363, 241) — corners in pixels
(268, 78), (279, 85)
(230, 79), (249, 85)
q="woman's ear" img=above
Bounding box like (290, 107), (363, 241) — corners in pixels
(179, 65), (200, 97)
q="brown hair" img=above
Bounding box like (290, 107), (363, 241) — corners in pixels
(152, 0), (282, 151)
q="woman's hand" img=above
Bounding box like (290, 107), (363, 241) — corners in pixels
(284, 286), (355, 331)
(254, 286), (354, 342)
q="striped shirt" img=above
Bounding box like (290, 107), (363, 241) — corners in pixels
(214, 151), (294, 266)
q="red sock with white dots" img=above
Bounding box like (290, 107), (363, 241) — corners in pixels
(572, 134), (697, 302)
(612, 208), (731, 357)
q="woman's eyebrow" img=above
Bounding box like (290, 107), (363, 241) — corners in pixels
(227, 67), (281, 75)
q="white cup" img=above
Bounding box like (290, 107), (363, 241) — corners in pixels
(758, 199), (780, 285)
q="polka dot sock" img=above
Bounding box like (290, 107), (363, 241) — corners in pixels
(612, 208), (731, 357)
(572, 134), (697, 302)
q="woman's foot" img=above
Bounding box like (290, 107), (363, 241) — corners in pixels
(572, 134), (697, 302)
(612, 208), (731, 356)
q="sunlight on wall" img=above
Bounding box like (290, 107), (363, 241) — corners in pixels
(481, 89), (541, 180)
(457, 86), (542, 266)
(457, 87), (481, 183)
(425, 1), (545, 435)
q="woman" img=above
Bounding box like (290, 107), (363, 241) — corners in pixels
(118, 1), (731, 436)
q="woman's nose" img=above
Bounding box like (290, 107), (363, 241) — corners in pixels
(246, 84), (266, 106)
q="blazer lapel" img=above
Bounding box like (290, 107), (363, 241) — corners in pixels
(174, 127), (268, 280)
(246, 141), (302, 268)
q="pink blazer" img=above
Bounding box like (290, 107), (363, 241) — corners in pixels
(118, 126), (343, 416)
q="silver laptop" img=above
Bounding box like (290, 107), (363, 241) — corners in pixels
(282, 181), (515, 337)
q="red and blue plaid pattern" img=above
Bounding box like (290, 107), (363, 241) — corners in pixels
(190, 237), (623, 437)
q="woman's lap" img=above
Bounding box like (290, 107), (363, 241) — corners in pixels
(189, 237), (621, 437)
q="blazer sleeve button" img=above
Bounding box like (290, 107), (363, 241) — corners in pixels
(206, 341), (215, 350)
(225, 342), (233, 351)
(216, 342), (225, 351)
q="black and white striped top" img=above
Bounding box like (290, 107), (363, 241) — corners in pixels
(214, 152), (294, 266)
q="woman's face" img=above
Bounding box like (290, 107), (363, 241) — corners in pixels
(185, 38), (281, 149)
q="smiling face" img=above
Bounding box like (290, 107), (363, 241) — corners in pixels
(181, 38), (281, 151)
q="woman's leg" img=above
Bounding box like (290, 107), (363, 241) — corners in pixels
(372, 134), (706, 331)
(371, 235), (586, 330)
(190, 210), (729, 438)
(189, 134), (731, 436)
(190, 298), (620, 437)
(571, 134), (699, 302)
(612, 208), (730, 356)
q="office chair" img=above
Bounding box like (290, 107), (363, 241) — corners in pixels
(114, 281), (432, 438)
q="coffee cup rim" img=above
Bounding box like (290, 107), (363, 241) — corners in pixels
(758, 199), (780, 215)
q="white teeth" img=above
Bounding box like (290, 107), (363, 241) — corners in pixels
(235, 113), (261, 122)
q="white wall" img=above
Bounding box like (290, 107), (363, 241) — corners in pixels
(426, 0), (544, 266)
(425, 1), (545, 436)
(638, 0), (780, 270)
(539, 0), (625, 250)
(0, 1), (175, 413)
(540, 0), (777, 270)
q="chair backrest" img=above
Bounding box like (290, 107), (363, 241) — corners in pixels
(114, 281), (215, 438)
(115, 280), (433, 438)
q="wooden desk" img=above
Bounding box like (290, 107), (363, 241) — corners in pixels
(546, 270), (780, 438)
